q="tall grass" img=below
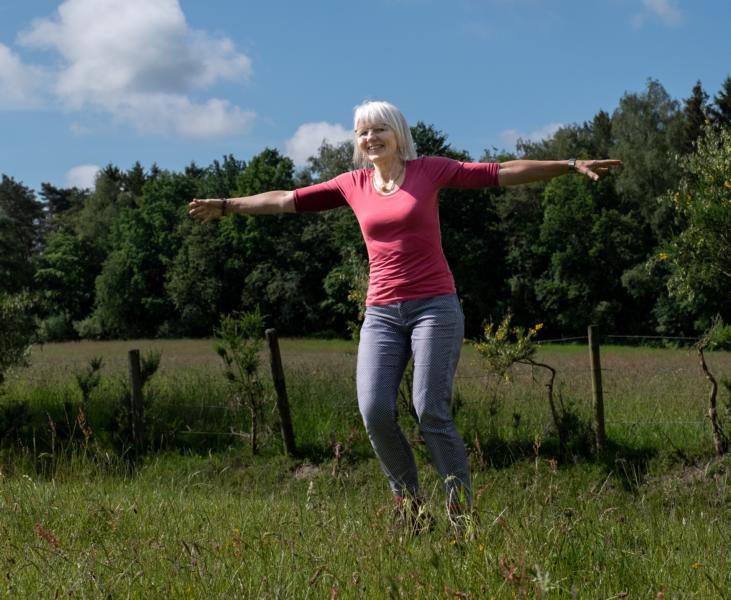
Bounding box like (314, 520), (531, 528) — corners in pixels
(1, 449), (729, 597)
(1, 339), (729, 597)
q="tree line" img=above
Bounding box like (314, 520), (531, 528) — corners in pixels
(2, 77), (730, 342)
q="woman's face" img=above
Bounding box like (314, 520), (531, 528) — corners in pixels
(356, 122), (399, 163)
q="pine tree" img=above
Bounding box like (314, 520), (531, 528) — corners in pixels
(709, 76), (731, 129)
(680, 81), (708, 154)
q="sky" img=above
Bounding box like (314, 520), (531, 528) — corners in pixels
(1, 0), (729, 195)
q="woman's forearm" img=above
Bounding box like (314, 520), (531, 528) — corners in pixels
(227, 190), (295, 214)
(497, 160), (572, 186)
(497, 158), (622, 186)
(188, 190), (295, 223)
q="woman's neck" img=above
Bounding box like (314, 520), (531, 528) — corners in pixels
(372, 158), (404, 182)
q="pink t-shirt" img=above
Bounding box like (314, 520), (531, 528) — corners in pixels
(293, 156), (500, 306)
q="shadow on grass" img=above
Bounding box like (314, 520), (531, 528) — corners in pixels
(470, 435), (660, 492)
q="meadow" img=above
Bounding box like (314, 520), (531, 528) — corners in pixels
(0, 339), (729, 598)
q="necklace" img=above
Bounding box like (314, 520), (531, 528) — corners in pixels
(373, 164), (404, 193)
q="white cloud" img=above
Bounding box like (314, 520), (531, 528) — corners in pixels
(285, 122), (352, 166)
(499, 122), (563, 149)
(15, 0), (254, 137)
(633, 0), (684, 28)
(0, 43), (47, 109)
(66, 164), (100, 189)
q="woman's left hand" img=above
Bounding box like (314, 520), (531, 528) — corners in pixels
(574, 159), (623, 181)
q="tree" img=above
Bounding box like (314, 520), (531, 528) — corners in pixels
(662, 124), (731, 329)
(534, 174), (642, 333)
(709, 76), (731, 129)
(0, 292), (35, 386)
(40, 183), (88, 217)
(165, 219), (223, 336)
(34, 227), (97, 340)
(298, 140), (354, 185)
(611, 79), (683, 225)
(679, 81), (709, 155)
(83, 171), (196, 338)
(215, 309), (268, 455)
(165, 155), (247, 336)
(0, 176), (44, 293)
(217, 148), (338, 334)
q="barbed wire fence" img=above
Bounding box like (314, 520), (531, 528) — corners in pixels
(5, 327), (730, 455)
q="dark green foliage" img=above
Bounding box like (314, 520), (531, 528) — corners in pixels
(215, 308), (267, 454)
(0, 176), (44, 293)
(4, 77), (731, 340)
(709, 76), (731, 128)
(0, 292), (35, 386)
(75, 357), (103, 410)
(663, 124), (731, 330)
(679, 81), (709, 154)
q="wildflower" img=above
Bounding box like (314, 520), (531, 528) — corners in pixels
(725, 180), (731, 189)
(35, 523), (60, 548)
(691, 562), (702, 569)
(528, 322), (544, 336)
(657, 252), (670, 261)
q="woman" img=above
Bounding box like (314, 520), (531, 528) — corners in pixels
(189, 100), (621, 525)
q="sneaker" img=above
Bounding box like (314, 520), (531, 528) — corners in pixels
(392, 495), (434, 536)
(446, 503), (480, 541)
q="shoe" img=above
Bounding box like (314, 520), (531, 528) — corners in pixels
(392, 494), (434, 536)
(447, 502), (479, 541)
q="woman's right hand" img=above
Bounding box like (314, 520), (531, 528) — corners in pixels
(188, 198), (226, 224)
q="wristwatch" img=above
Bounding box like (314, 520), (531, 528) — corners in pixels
(567, 158), (577, 172)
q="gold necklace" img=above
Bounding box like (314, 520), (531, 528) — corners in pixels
(373, 164), (404, 193)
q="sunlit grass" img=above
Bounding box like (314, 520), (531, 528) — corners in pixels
(1, 450), (728, 598)
(1, 339), (730, 596)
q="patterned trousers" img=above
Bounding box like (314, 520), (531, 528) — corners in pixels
(356, 293), (470, 504)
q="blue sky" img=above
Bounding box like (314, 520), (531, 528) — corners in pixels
(1, 0), (729, 194)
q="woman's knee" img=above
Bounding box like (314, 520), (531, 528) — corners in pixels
(359, 397), (397, 431)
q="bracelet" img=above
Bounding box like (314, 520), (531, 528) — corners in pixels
(221, 199), (228, 216)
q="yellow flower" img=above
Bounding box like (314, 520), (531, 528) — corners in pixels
(534, 323), (544, 331)
(691, 562), (702, 569)
(658, 252), (670, 261)
(724, 180), (731, 189)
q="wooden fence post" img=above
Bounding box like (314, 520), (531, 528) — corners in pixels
(265, 329), (297, 456)
(128, 349), (144, 455)
(588, 325), (606, 451)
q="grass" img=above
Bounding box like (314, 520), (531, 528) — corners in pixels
(1, 450), (729, 598)
(1, 339), (730, 597)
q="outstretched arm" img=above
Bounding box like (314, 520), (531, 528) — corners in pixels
(188, 191), (296, 224)
(497, 159), (622, 186)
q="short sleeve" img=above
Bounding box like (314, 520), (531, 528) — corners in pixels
(422, 156), (500, 189)
(293, 178), (348, 213)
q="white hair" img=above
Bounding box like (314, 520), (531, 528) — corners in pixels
(352, 100), (417, 168)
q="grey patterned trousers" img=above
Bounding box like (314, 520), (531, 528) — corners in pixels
(356, 293), (470, 504)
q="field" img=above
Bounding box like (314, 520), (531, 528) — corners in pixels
(0, 339), (730, 598)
